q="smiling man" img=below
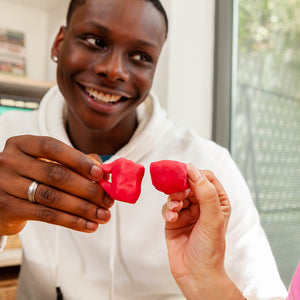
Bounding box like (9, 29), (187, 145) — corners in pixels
(52, 0), (167, 155)
(0, 0), (287, 299)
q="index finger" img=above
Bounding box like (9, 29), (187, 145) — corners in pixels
(14, 135), (103, 181)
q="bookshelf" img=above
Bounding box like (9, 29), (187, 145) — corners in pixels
(0, 73), (54, 101)
(0, 236), (22, 268)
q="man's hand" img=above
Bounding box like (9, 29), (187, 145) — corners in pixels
(0, 135), (114, 236)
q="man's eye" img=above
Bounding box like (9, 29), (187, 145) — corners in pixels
(131, 53), (152, 63)
(86, 37), (107, 49)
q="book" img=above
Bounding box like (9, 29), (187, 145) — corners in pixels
(0, 28), (26, 77)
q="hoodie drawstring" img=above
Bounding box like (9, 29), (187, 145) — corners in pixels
(109, 203), (117, 300)
(54, 226), (64, 299)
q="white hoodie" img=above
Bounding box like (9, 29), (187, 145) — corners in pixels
(0, 86), (287, 299)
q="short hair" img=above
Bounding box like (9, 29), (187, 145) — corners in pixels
(66, 0), (169, 38)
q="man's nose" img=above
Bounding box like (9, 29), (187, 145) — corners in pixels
(93, 51), (130, 82)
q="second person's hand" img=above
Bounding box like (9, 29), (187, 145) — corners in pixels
(162, 164), (244, 300)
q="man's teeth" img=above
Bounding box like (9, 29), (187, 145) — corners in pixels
(85, 87), (122, 103)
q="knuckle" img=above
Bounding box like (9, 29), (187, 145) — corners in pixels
(36, 207), (57, 223)
(206, 170), (215, 176)
(71, 216), (86, 229)
(39, 137), (63, 157)
(204, 170), (215, 180)
(79, 201), (92, 216)
(38, 186), (58, 205)
(78, 155), (93, 174)
(86, 182), (102, 200)
(46, 164), (69, 183)
(0, 151), (15, 170)
(197, 183), (217, 199)
(4, 136), (17, 148)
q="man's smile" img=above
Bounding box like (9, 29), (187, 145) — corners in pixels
(85, 87), (123, 104)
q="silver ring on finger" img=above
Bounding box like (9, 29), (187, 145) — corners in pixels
(27, 181), (40, 203)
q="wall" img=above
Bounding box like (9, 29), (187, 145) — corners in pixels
(0, 0), (216, 139)
(165, 0), (215, 139)
(0, 0), (48, 80)
(46, 0), (69, 82)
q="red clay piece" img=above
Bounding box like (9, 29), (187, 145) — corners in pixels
(150, 160), (189, 195)
(99, 158), (145, 204)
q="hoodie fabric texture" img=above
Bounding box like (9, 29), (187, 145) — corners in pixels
(0, 86), (287, 299)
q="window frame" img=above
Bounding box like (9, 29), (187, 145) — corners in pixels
(212, 0), (236, 150)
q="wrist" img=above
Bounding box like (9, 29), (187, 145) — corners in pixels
(175, 271), (245, 300)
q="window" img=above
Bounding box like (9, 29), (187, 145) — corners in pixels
(214, 0), (300, 288)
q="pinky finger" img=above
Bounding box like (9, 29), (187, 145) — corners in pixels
(20, 200), (100, 233)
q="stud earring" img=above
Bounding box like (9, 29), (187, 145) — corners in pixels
(52, 56), (58, 62)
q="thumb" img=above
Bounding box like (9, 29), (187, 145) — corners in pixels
(86, 153), (103, 165)
(187, 164), (223, 223)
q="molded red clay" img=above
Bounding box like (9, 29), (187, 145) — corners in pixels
(99, 158), (145, 204)
(150, 160), (188, 195)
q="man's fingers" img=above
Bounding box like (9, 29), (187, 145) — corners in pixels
(12, 156), (109, 207)
(27, 202), (100, 232)
(34, 183), (111, 224)
(0, 194), (100, 233)
(9, 135), (103, 181)
(2, 172), (112, 225)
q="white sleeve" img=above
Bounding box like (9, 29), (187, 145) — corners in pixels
(216, 150), (288, 300)
(0, 236), (7, 251)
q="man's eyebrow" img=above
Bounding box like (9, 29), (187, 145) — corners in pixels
(84, 21), (111, 34)
(83, 21), (157, 48)
(134, 39), (157, 49)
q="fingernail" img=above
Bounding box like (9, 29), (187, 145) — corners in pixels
(188, 164), (203, 182)
(166, 211), (176, 222)
(96, 208), (110, 221)
(91, 165), (103, 180)
(169, 201), (178, 210)
(86, 221), (98, 231)
(104, 194), (114, 207)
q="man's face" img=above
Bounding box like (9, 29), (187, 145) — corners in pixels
(52, 0), (166, 132)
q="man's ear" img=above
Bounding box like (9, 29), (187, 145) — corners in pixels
(51, 26), (66, 60)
